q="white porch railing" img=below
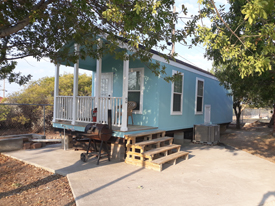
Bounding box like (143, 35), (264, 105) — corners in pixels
(98, 97), (122, 126)
(55, 96), (123, 126)
(76, 96), (96, 123)
(56, 96), (73, 121)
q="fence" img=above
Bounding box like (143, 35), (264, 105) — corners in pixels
(0, 103), (53, 136)
(232, 108), (273, 124)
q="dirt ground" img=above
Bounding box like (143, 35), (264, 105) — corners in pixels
(0, 154), (76, 206)
(220, 121), (275, 164)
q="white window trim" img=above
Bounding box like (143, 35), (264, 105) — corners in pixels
(195, 77), (204, 115)
(128, 67), (144, 114)
(170, 70), (184, 115)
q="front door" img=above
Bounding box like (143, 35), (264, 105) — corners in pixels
(204, 105), (211, 124)
(98, 73), (113, 123)
(100, 73), (113, 97)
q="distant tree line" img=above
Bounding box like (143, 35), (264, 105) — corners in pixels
(0, 73), (92, 133)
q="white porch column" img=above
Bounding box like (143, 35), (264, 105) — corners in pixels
(53, 64), (60, 123)
(120, 57), (129, 131)
(95, 39), (102, 121)
(95, 59), (102, 109)
(72, 43), (80, 125)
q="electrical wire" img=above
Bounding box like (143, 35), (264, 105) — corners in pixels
(179, 42), (205, 54)
(177, 54), (200, 68)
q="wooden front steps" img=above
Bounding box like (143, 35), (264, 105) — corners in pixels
(125, 130), (189, 172)
(151, 151), (189, 172)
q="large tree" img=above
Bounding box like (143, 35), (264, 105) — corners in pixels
(0, 0), (185, 85)
(212, 63), (275, 128)
(183, 0), (274, 128)
(185, 0), (274, 78)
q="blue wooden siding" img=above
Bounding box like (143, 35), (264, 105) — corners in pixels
(128, 60), (159, 127)
(91, 55), (160, 127)
(90, 53), (232, 131)
(156, 59), (232, 131)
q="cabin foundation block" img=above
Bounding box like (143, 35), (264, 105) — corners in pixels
(173, 132), (184, 145)
(110, 143), (125, 161)
(62, 134), (73, 150)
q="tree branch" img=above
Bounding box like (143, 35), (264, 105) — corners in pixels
(229, 20), (245, 41)
(240, 35), (261, 39)
(210, 0), (252, 53)
(0, 0), (56, 38)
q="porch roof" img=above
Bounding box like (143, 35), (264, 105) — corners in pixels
(59, 41), (116, 72)
(58, 38), (214, 78)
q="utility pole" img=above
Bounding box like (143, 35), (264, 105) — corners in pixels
(171, 5), (176, 55)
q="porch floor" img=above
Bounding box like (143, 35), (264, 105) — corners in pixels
(54, 120), (157, 133)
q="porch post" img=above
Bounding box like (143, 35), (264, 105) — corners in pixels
(95, 39), (102, 121)
(53, 64), (60, 123)
(120, 57), (129, 131)
(72, 43), (80, 125)
(95, 59), (102, 108)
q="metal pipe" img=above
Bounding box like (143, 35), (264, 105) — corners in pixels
(108, 109), (112, 131)
(43, 105), (45, 136)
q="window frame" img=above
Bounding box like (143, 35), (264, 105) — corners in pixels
(170, 70), (184, 115)
(195, 77), (204, 115)
(128, 67), (144, 114)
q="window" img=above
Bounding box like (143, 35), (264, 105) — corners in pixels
(128, 68), (144, 114)
(171, 70), (184, 115)
(195, 78), (204, 114)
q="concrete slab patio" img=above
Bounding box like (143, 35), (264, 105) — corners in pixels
(3, 143), (275, 206)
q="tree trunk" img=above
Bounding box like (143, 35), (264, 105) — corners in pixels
(233, 101), (242, 129)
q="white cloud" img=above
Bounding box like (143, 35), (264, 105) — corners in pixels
(185, 53), (213, 71)
(215, 0), (228, 5)
(175, 40), (212, 72)
(176, 2), (199, 18)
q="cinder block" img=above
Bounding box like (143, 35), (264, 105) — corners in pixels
(23, 137), (30, 142)
(23, 142), (31, 150)
(31, 143), (42, 149)
(174, 132), (184, 145)
(62, 134), (73, 150)
(110, 143), (125, 161)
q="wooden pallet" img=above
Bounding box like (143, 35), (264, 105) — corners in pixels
(125, 131), (189, 171)
(143, 144), (181, 160)
(126, 137), (173, 160)
(125, 130), (166, 145)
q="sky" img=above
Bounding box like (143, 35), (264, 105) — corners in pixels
(1, 0), (228, 97)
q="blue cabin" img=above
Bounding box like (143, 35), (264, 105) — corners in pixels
(52, 40), (232, 139)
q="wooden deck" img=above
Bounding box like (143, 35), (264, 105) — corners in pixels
(112, 125), (158, 132)
(54, 120), (158, 132)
